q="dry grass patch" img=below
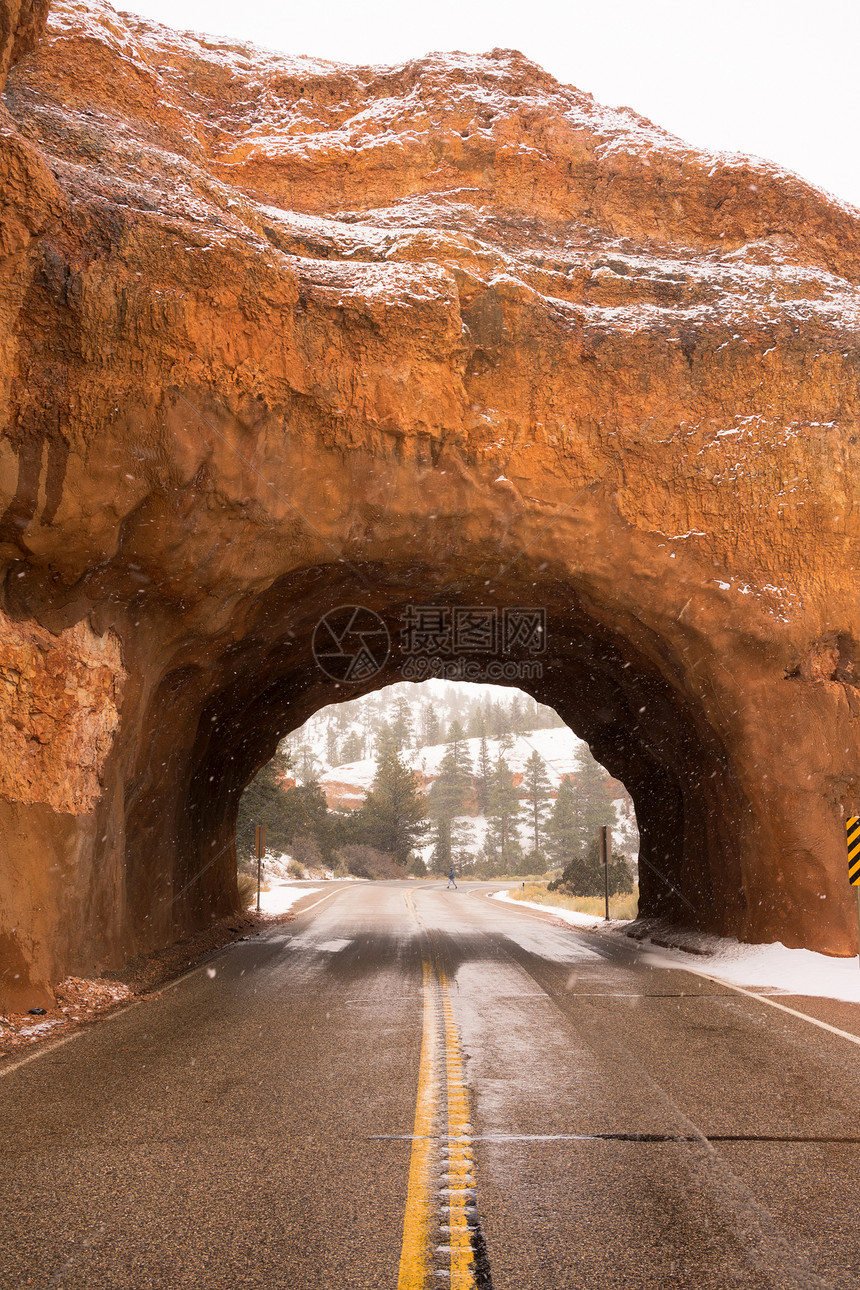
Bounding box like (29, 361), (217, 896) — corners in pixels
(510, 882), (639, 921)
(236, 871), (261, 908)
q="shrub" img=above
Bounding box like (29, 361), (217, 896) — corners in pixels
(336, 844), (405, 880)
(289, 835), (324, 874)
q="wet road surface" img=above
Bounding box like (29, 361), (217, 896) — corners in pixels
(2, 881), (860, 1289)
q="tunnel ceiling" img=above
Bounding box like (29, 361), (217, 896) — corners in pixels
(2, 0), (860, 1005)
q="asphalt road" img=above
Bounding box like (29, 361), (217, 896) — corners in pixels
(2, 882), (860, 1290)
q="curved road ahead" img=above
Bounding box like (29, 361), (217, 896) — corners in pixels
(2, 882), (860, 1289)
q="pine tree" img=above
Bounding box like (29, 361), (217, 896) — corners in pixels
(572, 743), (616, 854)
(375, 722), (396, 759)
(427, 741), (472, 871)
(421, 703), (441, 747)
(278, 781), (334, 860)
(360, 744), (426, 866)
(522, 749), (553, 863)
(545, 776), (577, 865)
(237, 747), (340, 865)
(484, 754), (523, 874)
(296, 743), (321, 786)
(340, 729), (364, 763)
(236, 745), (294, 862)
(546, 760), (629, 897)
(475, 735), (491, 815)
(326, 723), (339, 767)
(466, 698), (484, 739)
(391, 695), (414, 751)
(447, 718), (469, 755)
(608, 848), (634, 896)
(489, 699), (506, 739)
(545, 776), (597, 894)
(509, 695), (525, 734)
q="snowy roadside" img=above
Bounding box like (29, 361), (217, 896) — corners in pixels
(0, 977), (134, 1055)
(253, 883), (322, 915)
(491, 890), (860, 1004)
(639, 938), (860, 1004)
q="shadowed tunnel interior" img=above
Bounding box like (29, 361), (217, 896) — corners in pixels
(123, 561), (747, 955)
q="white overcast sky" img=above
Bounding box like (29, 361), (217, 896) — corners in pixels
(116, 0), (860, 209)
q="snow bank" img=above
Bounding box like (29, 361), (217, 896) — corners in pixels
(640, 937), (860, 1004)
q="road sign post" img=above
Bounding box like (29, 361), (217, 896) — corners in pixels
(600, 825), (611, 921)
(255, 824), (266, 914)
(846, 817), (860, 967)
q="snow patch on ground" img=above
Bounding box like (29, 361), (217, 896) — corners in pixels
(16, 1019), (62, 1038)
(264, 854), (335, 881)
(252, 884), (322, 915)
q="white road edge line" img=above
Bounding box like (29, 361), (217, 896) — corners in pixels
(679, 967), (860, 1049)
(482, 890), (860, 1049)
(293, 888), (344, 916)
(0, 887), (348, 1079)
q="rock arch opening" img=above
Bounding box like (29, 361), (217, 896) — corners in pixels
(235, 677), (640, 891)
(127, 568), (751, 960)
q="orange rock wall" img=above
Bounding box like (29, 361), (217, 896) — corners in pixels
(0, 609), (124, 812)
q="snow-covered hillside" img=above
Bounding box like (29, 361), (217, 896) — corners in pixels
(320, 727), (589, 811)
(284, 680), (639, 868)
(318, 727), (637, 865)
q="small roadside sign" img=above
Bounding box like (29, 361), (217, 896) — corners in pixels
(847, 817), (860, 885)
(846, 817), (860, 968)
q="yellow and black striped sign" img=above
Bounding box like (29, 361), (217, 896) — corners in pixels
(847, 817), (860, 885)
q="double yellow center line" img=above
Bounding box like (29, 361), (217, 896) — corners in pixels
(440, 965), (480, 1289)
(397, 960), (442, 1288)
(398, 897), (486, 1288)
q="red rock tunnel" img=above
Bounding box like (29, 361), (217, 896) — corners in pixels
(2, 1), (860, 1005)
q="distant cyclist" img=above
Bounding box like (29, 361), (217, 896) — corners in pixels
(447, 866), (457, 889)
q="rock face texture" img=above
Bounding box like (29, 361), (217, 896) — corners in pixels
(0, 608), (124, 811)
(2, 0), (860, 1003)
